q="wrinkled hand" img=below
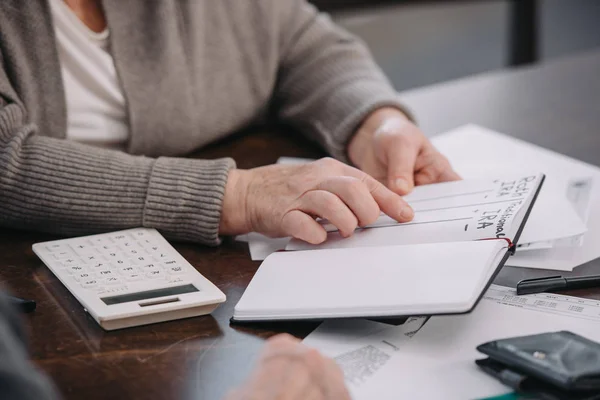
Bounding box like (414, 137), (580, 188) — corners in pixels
(219, 158), (414, 243)
(225, 334), (351, 400)
(348, 107), (460, 195)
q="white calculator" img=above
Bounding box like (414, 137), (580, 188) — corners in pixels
(33, 228), (226, 330)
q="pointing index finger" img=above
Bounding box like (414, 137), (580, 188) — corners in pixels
(341, 165), (414, 223)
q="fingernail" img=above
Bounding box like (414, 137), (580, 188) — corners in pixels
(400, 206), (414, 220)
(395, 178), (410, 194)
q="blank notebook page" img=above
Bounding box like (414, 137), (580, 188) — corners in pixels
(234, 240), (508, 321)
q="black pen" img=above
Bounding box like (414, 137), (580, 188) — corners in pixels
(7, 295), (37, 313)
(517, 275), (600, 295)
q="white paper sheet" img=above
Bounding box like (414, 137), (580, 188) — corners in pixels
(303, 285), (600, 399)
(356, 285), (600, 400)
(431, 125), (600, 270)
(567, 177), (594, 222)
(242, 233), (288, 261)
(303, 317), (428, 359)
(303, 317), (428, 388)
(516, 240), (554, 251)
(514, 177), (593, 251)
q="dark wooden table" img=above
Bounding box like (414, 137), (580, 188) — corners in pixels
(1, 49), (600, 400)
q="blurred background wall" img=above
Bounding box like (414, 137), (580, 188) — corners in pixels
(311, 0), (600, 91)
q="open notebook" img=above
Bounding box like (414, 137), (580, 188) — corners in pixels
(233, 173), (545, 323)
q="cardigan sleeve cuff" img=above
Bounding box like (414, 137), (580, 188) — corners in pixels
(143, 156), (236, 246)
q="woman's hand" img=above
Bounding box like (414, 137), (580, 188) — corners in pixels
(219, 158), (414, 244)
(225, 334), (351, 400)
(348, 107), (461, 195)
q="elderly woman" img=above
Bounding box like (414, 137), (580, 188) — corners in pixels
(0, 0), (459, 398)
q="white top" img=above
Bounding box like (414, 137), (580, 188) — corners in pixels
(50, 0), (129, 150)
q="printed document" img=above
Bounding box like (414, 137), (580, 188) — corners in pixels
(303, 285), (600, 399)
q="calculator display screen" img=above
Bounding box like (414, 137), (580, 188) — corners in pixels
(101, 284), (199, 305)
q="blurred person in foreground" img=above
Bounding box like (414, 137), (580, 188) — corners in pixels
(0, 291), (349, 399)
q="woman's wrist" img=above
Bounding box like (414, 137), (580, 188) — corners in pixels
(219, 169), (251, 236)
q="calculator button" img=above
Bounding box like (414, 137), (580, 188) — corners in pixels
(122, 246), (145, 257)
(129, 255), (152, 265)
(111, 233), (128, 241)
(104, 276), (122, 285)
(140, 262), (161, 271)
(81, 279), (98, 289)
(64, 265), (87, 274)
(125, 273), (144, 282)
(103, 251), (124, 260)
(73, 272), (95, 282)
(139, 237), (160, 247)
(72, 243), (96, 255)
(118, 266), (138, 275)
(112, 257), (127, 266)
(97, 245), (117, 255)
(45, 243), (68, 252)
(143, 244), (162, 253)
(90, 237), (113, 247)
(61, 258), (82, 267)
(120, 240), (137, 248)
(166, 265), (186, 275)
(146, 269), (166, 279)
(51, 251), (74, 260)
(81, 254), (103, 264)
(132, 229), (150, 238)
(97, 269), (116, 278)
(88, 262), (111, 271)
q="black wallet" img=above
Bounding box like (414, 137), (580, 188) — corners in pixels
(475, 331), (600, 400)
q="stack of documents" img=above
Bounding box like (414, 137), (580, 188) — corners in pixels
(431, 125), (597, 271)
(303, 285), (600, 399)
(239, 125), (599, 271)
